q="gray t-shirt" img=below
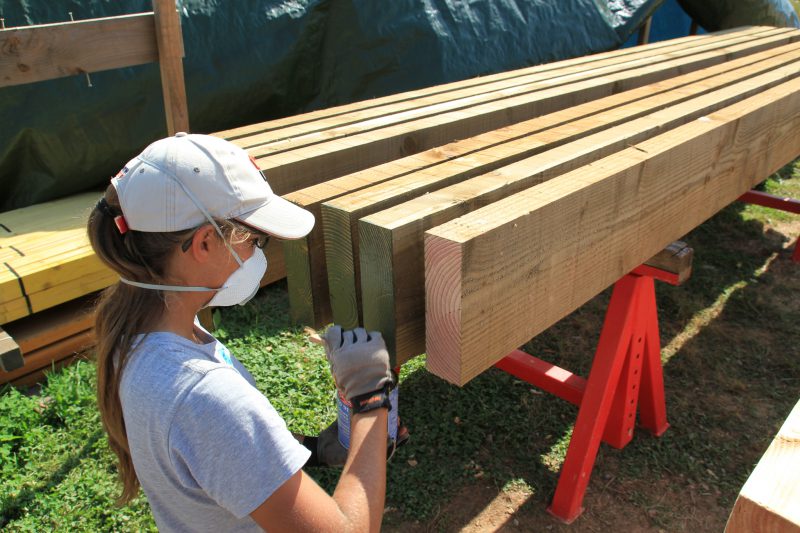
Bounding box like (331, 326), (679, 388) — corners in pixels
(119, 326), (310, 532)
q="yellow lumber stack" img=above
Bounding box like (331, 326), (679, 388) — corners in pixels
(0, 192), (112, 324)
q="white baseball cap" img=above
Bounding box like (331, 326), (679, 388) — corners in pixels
(111, 132), (314, 239)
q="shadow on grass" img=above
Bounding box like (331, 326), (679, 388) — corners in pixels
(376, 200), (799, 532)
(0, 429), (105, 527)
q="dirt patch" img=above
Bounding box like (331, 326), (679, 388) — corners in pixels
(384, 475), (729, 532)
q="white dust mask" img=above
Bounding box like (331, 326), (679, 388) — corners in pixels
(120, 247), (267, 307)
(206, 247), (267, 307)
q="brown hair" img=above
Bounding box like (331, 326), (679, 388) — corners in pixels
(87, 185), (251, 504)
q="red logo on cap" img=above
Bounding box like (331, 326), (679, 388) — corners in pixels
(113, 166), (129, 180)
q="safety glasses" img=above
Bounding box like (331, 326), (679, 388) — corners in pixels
(180, 226), (270, 253)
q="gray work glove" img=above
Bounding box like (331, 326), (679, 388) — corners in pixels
(321, 326), (393, 401)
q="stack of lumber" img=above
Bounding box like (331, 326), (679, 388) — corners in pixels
(268, 26), (800, 327)
(424, 73), (800, 384)
(0, 192), (110, 324)
(251, 25), (800, 381)
(0, 192), (286, 385)
(725, 399), (800, 532)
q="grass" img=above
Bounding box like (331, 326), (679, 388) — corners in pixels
(1, 160), (799, 531)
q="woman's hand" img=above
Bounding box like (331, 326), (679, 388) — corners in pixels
(321, 326), (393, 401)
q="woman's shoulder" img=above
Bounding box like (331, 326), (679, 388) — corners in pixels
(121, 332), (236, 404)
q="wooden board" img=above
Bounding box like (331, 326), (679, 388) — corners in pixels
(1, 293), (96, 354)
(0, 329), (95, 386)
(238, 27), (781, 153)
(0, 327), (22, 372)
(253, 28), (800, 196)
(228, 28), (766, 151)
(153, 0), (189, 135)
(423, 76), (800, 385)
(217, 28), (751, 143)
(0, 13), (158, 87)
(284, 40), (800, 327)
(643, 241), (693, 284)
(356, 60), (800, 362)
(725, 399), (800, 532)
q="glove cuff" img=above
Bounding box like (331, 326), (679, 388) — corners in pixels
(350, 383), (393, 415)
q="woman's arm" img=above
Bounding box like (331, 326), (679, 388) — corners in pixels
(249, 408), (388, 532)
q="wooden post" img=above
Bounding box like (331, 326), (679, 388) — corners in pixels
(152, 0), (189, 135)
(637, 16), (653, 46)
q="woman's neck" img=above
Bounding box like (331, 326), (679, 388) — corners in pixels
(151, 294), (208, 343)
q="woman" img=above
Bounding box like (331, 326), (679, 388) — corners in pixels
(87, 133), (395, 532)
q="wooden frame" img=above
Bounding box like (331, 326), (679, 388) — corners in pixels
(0, 0), (188, 134)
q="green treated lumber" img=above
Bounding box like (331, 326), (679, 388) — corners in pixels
(423, 76), (800, 386)
(253, 28), (799, 196)
(357, 59), (800, 363)
(284, 39), (800, 327)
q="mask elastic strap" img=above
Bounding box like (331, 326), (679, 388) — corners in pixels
(119, 278), (219, 292)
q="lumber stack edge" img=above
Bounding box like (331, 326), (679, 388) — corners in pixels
(725, 399), (800, 532)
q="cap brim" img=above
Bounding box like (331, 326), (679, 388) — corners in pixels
(235, 196), (315, 239)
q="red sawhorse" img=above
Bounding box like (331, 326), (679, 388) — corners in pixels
(738, 189), (800, 262)
(494, 261), (681, 523)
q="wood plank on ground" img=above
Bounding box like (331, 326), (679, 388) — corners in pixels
(0, 329), (95, 386)
(355, 60), (800, 361)
(284, 40), (800, 326)
(216, 28), (758, 144)
(423, 76), (800, 385)
(0, 327), (22, 372)
(725, 399), (800, 532)
(251, 28), (799, 196)
(2, 293), (96, 354)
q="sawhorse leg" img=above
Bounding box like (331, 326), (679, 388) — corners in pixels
(495, 269), (671, 523)
(549, 274), (667, 522)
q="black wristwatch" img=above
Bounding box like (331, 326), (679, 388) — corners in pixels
(350, 383), (393, 415)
